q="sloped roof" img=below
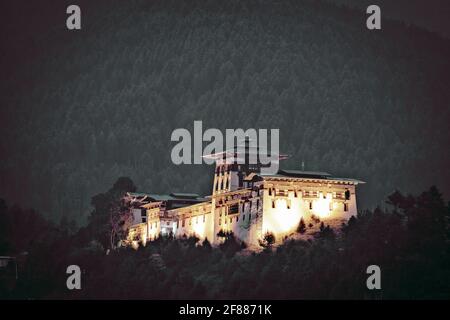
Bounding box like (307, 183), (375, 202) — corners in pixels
(279, 169), (332, 179)
(243, 172), (257, 181)
(169, 192), (201, 199)
(127, 192), (205, 201)
(260, 169), (365, 184)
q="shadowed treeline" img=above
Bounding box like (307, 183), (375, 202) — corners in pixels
(1, 178), (449, 299)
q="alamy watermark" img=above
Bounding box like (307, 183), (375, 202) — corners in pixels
(366, 265), (381, 290)
(66, 5), (81, 30)
(170, 121), (280, 175)
(66, 264), (81, 290)
(65, 4), (379, 32)
(366, 5), (381, 30)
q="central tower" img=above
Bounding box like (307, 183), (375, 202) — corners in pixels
(203, 137), (288, 244)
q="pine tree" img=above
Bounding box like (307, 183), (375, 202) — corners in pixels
(202, 237), (212, 251)
(259, 232), (276, 250)
(297, 217), (306, 234)
(316, 222), (335, 241)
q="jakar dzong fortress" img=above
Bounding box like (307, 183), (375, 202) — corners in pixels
(125, 143), (364, 249)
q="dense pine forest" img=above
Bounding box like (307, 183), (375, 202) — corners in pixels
(1, 0), (449, 229)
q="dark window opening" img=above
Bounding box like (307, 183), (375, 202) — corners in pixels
(345, 190), (351, 200)
(229, 204), (239, 214)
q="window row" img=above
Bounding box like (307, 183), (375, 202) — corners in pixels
(269, 200), (349, 212)
(267, 189), (351, 200)
(219, 213), (252, 225)
(176, 214), (207, 228)
(219, 200), (260, 217)
(214, 176), (230, 191)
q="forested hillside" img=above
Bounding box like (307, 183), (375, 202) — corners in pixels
(1, 0), (449, 225)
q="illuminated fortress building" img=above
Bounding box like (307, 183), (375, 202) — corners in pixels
(125, 142), (364, 249)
